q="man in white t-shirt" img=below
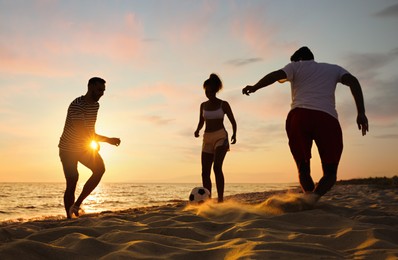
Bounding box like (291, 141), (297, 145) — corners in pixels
(242, 46), (368, 202)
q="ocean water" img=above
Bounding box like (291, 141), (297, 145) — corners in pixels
(0, 182), (297, 222)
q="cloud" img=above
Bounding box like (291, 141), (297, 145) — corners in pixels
(366, 77), (398, 123)
(140, 115), (175, 126)
(230, 10), (275, 56)
(228, 3), (294, 58)
(338, 49), (398, 126)
(342, 49), (398, 80)
(0, 9), (148, 76)
(42, 12), (147, 61)
(374, 134), (398, 139)
(226, 58), (263, 67)
(374, 3), (398, 18)
(121, 81), (198, 107)
(158, 1), (216, 45)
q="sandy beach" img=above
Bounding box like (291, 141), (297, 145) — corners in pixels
(1, 184), (397, 259)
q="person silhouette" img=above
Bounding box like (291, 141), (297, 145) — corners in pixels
(195, 74), (237, 203)
(243, 47), (368, 204)
(59, 77), (121, 218)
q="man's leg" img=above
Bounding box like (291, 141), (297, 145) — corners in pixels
(201, 152), (214, 197)
(314, 163), (338, 196)
(296, 160), (315, 192)
(64, 175), (78, 218)
(314, 111), (343, 196)
(59, 150), (79, 219)
(74, 152), (105, 208)
(286, 108), (314, 194)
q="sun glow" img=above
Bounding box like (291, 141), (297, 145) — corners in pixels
(90, 140), (99, 150)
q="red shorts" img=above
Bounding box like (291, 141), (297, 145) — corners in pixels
(285, 108), (343, 164)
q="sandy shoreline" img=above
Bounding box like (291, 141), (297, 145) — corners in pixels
(1, 184), (397, 259)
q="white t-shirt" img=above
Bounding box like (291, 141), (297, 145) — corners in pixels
(282, 60), (349, 119)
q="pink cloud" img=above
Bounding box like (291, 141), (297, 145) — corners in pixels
(122, 81), (198, 104)
(160, 2), (217, 45)
(140, 115), (175, 126)
(0, 12), (148, 76)
(43, 12), (147, 62)
(229, 4), (296, 58)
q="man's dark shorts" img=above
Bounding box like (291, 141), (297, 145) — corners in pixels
(59, 149), (105, 180)
(286, 108), (343, 164)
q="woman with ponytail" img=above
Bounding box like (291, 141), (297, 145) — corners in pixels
(194, 74), (237, 203)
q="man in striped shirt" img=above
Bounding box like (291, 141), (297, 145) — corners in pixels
(59, 77), (121, 219)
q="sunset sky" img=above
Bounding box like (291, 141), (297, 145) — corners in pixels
(1, 0), (397, 183)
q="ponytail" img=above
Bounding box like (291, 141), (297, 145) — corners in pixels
(203, 73), (223, 92)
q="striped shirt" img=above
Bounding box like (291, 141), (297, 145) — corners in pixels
(58, 96), (99, 152)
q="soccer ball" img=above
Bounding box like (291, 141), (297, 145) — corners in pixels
(189, 187), (211, 204)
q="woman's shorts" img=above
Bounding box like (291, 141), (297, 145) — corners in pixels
(202, 129), (229, 154)
(285, 108), (343, 164)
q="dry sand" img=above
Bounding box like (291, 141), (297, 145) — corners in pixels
(1, 184), (397, 259)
